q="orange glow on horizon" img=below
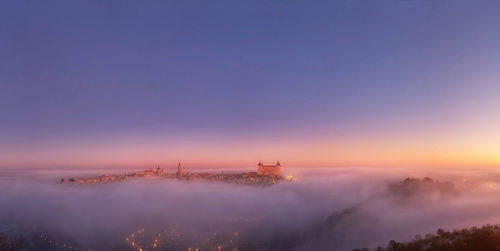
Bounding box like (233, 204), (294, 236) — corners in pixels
(1, 126), (499, 169)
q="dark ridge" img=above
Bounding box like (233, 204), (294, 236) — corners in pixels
(370, 224), (500, 251)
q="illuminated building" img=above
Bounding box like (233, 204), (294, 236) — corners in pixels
(257, 161), (281, 176)
(177, 162), (183, 177)
(156, 165), (165, 176)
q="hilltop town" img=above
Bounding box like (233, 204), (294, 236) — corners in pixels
(61, 161), (290, 186)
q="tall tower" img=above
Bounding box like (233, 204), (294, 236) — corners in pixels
(276, 160), (281, 176)
(177, 162), (183, 177)
(157, 164), (164, 175)
(258, 160), (263, 175)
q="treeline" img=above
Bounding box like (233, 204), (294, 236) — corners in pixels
(387, 177), (457, 198)
(361, 224), (500, 251)
(0, 235), (26, 251)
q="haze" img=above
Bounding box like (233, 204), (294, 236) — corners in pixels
(2, 167), (500, 250)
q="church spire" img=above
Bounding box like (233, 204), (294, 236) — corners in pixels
(177, 161), (183, 177)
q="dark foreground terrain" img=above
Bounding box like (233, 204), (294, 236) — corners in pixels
(3, 224), (500, 251)
(367, 224), (500, 251)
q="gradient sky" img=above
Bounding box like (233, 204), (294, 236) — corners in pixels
(1, 1), (500, 168)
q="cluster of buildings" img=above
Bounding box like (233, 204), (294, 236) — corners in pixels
(61, 161), (285, 186)
(61, 162), (184, 184)
(124, 226), (242, 251)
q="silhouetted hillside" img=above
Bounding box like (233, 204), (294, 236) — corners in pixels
(263, 207), (378, 251)
(387, 177), (458, 200)
(0, 234), (26, 251)
(265, 177), (463, 251)
(367, 224), (500, 251)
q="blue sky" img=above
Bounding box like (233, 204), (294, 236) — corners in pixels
(1, 1), (500, 167)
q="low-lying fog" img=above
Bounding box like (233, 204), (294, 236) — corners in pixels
(1, 166), (500, 250)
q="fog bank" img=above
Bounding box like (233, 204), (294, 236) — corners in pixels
(1, 166), (500, 250)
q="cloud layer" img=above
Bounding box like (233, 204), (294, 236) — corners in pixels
(1, 167), (500, 250)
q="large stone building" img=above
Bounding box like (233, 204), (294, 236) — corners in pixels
(257, 161), (281, 176)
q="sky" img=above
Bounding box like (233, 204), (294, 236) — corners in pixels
(1, 0), (500, 168)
